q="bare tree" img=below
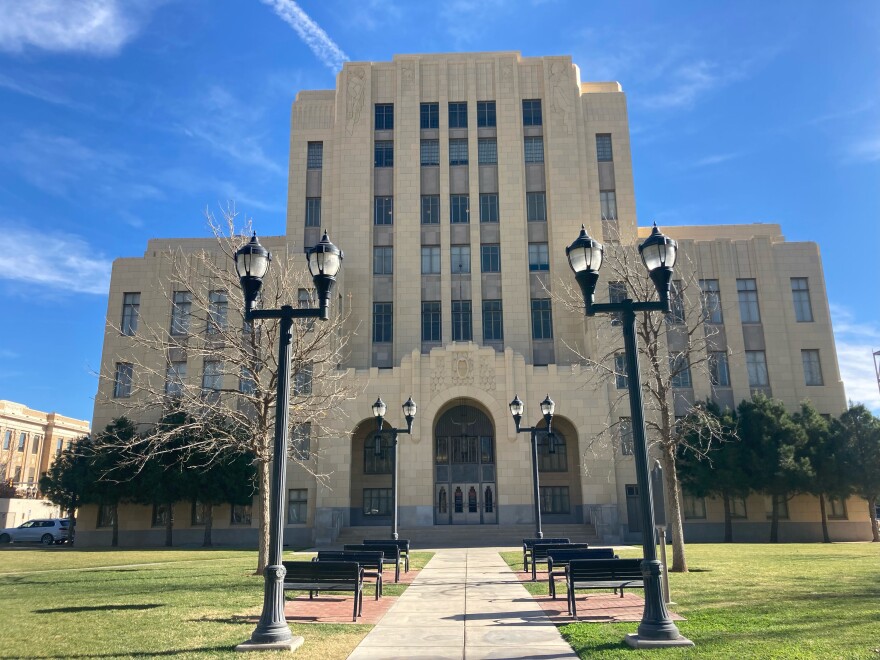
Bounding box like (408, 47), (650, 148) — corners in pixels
(97, 205), (356, 572)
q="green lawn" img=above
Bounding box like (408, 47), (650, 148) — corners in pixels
(502, 543), (880, 659)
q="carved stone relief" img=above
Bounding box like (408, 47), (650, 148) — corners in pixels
(550, 61), (574, 134)
(345, 67), (366, 136)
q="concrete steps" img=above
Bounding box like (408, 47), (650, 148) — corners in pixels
(329, 523), (600, 548)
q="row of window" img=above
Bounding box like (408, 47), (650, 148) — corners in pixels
(697, 277), (815, 325)
(371, 243), (551, 276)
(681, 494), (848, 521)
(374, 100), (545, 131)
(1, 430), (44, 454)
(3, 466), (38, 486)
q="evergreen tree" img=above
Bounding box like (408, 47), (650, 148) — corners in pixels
(831, 404), (880, 542)
(39, 435), (92, 542)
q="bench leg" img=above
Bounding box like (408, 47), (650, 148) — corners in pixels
(374, 578), (379, 601)
(395, 564), (400, 583)
(378, 575), (383, 598)
(549, 576), (555, 599)
(531, 562), (537, 582)
(405, 555), (409, 573)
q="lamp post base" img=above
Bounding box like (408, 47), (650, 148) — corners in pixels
(235, 636), (304, 653)
(624, 634), (694, 649)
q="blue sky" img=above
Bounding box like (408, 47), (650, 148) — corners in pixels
(0, 0), (878, 424)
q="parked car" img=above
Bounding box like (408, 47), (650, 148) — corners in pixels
(0, 518), (69, 545)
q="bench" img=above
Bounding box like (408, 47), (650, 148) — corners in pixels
(281, 560), (364, 622)
(522, 537), (569, 571)
(344, 543), (402, 583)
(530, 542), (590, 581)
(363, 539), (411, 573)
(546, 548), (617, 598)
(315, 550), (385, 598)
(566, 558), (645, 617)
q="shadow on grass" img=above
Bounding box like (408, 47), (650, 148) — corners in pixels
(34, 604), (162, 614)
(24, 645), (234, 658)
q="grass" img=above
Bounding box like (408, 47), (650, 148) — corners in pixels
(501, 543), (880, 659)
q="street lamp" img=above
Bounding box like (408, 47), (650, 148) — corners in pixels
(234, 231), (343, 652)
(371, 396), (416, 540)
(566, 223), (693, 648)
(509, 394), (556, 541)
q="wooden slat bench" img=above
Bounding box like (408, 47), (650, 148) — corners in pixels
(566, 558), (645, 618)
(530, 542), (590, 581)
(314, 550), (385, 598)
(363, 538), (411, 573)
(281, 560), (364, 622)
(344, 543), (402, 583)
(546, 548), (617, 598)
(522, 537), (569, 572)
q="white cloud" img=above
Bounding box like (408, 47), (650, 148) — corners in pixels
(260, 0), (348, 73)
(691, 152), (743, 168)
(0, 0), (159, 55)
(830, 304), (880, 414)
(847, 134), (880, 163)
(0, 222), (111, 295)
(642, 60), (724, 110)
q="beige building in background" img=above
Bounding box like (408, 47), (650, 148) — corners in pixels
(82, 52), (868, 546)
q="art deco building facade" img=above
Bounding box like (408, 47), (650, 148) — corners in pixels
(81, 52), (870, 546)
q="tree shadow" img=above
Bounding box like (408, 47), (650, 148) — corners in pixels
(33, 604), (162, 614)
(25, 646), (233, 659)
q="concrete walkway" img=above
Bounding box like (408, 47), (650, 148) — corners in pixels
(347, 548), (578, 660)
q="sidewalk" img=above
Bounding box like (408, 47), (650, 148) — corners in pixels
(347, 547), (578, 660)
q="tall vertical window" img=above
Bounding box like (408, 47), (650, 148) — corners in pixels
(292, 423), (310, 459)
(421, 195), (440, 224)
(614, 353), (628, 389)
(121, 292), (140, 335)
(709, 351), (731, 387)
(201, 360), (223, 392)
(540, 486), (570, 514)
(420, 139), (439, 166)
(476, 101), (496, 127)
(450, 245), (471, 273)
(239, 366), (255, 395)
(528, 243), (549, 271)
(699, 279), (723, 323)
(373, 246), (393, 275)
(526, 192), (546, 221)
(802, 350), (823, 386)
(17, 432), (26, 451)
(609, 281), (626, 325)
(745, 350), (769, 387)
(165, 361), (187, 397)
(478, 138), (497, 164)
(600, 190), (618, 220)
(452, 300), (473, 341)
(450, 194), (470, 223)
(667, 280), (685, 324)
(207, 290), (228, 334)
(480, 244), (500, 273)
(449, 138), (469, 165)
(669, 354), (693, 388)
(531, 299), (553, 339)
(448, 102), (468, 128)
(55, 439), (63, 455)
(421, 246), (440, 274)
(374, 196), (393, 225)
(287, 489), (308, 524)
(420, 102), (439, 129)
(113, 363), (133, 398)
(482, 300), (503, 341)
(305, 197), (321, 227)
(524, 136), (544, 163)
(522, 99), (543, 126)
(791, 278), (814, 322)
(31, 435), (41, 455)
(170, 291), (192, 336)
(596, 134), (613, 161)
(479, 193), (499, 223)
(373, 303), (393, 343)
(306, 141), (323, 169)
(421, 301), (441, 342)
(737, 279), (761, 323)
(3, 430), (11, 450)
(619, 417), (633, 455)
(374, 141), (394, 167)
(374, 103), (393, 130)
(293, 363), (313, 395)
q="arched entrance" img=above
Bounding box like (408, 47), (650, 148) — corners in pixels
(433, 403), (496, 525)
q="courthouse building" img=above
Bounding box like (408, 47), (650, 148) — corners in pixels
(81, 52), (871, 546)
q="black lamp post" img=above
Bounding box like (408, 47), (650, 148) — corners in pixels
(234, 231), (343, 652)
(566, 223), (693, 648)
(509, 394), (556, 541)
(371, 396), (417, 540)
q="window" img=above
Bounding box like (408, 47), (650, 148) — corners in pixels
(667, 280), (685, 324)
(152, 503), (173, 527)
(373, 246), (393, 275)
(683, 495), (707, 519)
(3, 430), (11, 450)
(802, 350), (823, 386)
(374, 196), (393, 225)
(596, 134), (613, 161)
(298, 288), (315, 332)
(528, 243), (549, 271)
(207, 290), (228, 334)
(737, 279), (760, 323)
(745, 351), (769, 387)
(451, 245), (471, 273)
(305, 197), (321, 227)
(421, 246), (440, 274)
(420, 139), (439, 166)
(540, 486), (570, 514)
(449, 138), (468, 165)
(55, 439), (63, 456)
(478, 138), (497, 164)
(202, 360), (223, 392)
(169, 291), (192, 336)
(422, 301), (441, 342)
(669, 354), (693, 388)
(765, 496), (789, 520)
(730, 497), (747, 518)
(479, 193), (499, 223)
(791, 278), (813, 322)
(526, 191), (546, 222)
(450, 194), (470, 223)
(285, 489), (308, 524)
(619, 417), (633, 455)
(828, 497), (847, 519)
(709, 351), (731, 387)
(482, 300), (503, 341)
(524, 136), (544, 163)
(294, 363), (313, 395)
(190, 500), (208, 526)
(307, 141), (323, 169)
(374, 103), (393, 130)
(373, 303), (393, 343)
(477, 100), (496, 127)
(231, 504), (252, 525)
(448, 102), (467, 128)
(421, 195), (440, 224)
(363, 488), (392, 516)
(292, 423), (310, 460)
(165, 361), (186, 397)
(121, 292), (140, 335)
(17, 432), (26, 452)
(531, 299), (553, 339)
(614, 353), (628, 389)
(481, 244), (500, 273)
(699, 279), (722, 323)
(609, 280), (626, 326)
(364, 435), (393, 474)
(420, 102), (439, 129)
(374, 140), (393, 167)
(522, 99), (542, 126)
(600, 190), (617, 221)
(538, 433), (567, 472)
(97, 503), (117, 528)
(452, 300), (472, 341)
(239, 367), (256, 395)
(113, 363), (133, 398)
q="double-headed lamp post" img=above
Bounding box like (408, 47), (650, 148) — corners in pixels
(234, 231), (343, 652)
(509, 394), (556, 541)
(370, 396), (417, 540)
(565, 223), (693, 648)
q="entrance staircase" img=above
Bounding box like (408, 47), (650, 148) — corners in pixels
(328, 523), (600, 548)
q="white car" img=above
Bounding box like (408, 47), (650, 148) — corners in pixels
(0, 518), (69, 545)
